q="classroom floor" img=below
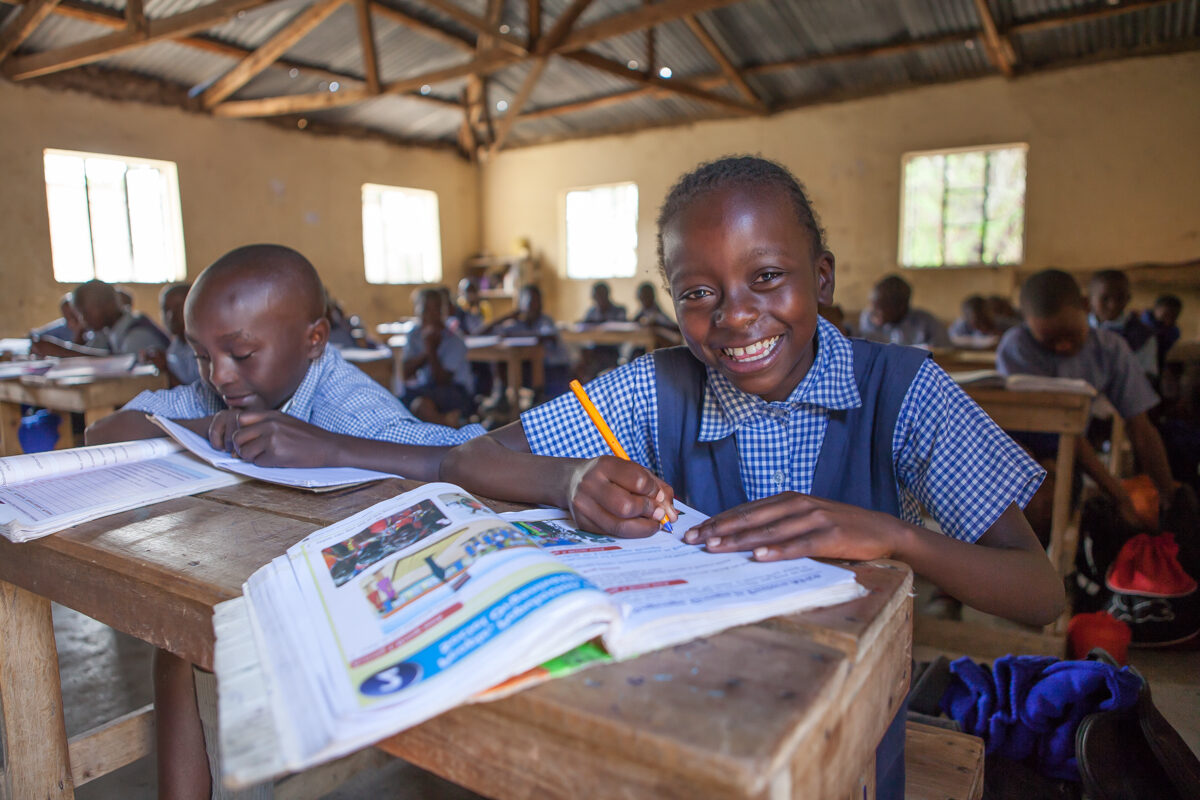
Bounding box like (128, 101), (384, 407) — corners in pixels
(56, 599), (1199, 799)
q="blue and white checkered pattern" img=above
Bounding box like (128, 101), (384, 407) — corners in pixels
(124, 346), (484, 445)
(522, 316), (1044, 543)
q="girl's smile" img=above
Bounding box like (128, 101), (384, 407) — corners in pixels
(661, 184), (834, 402)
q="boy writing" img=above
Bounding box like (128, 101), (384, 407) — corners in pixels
(443, 156), (1062, 800)
(997, 269), (1178, 535)
(87, 244), (482, 799)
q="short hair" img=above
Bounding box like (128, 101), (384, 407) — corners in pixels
(1155, 294), (1183, 313)
(591, 281), (611, 293)
(1089, 269), (1129, 291)
(656, 155), (827, 272)
(159, 282), (189, 305)
(962, 294), (987, 314)
(192, 244), (326, 321)
(72, 279), (117, 308)
(1020, 269), (1083, 317)
(874, 275), (912, 305)
(415, 287), (443, 312)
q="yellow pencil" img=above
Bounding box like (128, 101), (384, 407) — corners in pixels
(568, 379), (673, 532)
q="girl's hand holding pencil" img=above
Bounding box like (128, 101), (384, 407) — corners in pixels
(566, 379), (678, 537)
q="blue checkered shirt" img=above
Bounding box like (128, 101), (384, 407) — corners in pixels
(522, 317), (1044, 543)
(124, 345), (483, 445)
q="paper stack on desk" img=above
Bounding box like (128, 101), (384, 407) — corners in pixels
(214, 483), (865, 787)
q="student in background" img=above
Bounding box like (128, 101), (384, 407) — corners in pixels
(456, 277), (493, 334)
(857, 274), (950, 347)
(578, 281), (629, 381)
(1141, 294), (1183, 376)
(632, 280), (682, 350)
(32, 280), (169, 358)
(949, 295), (1003, 349)
(1088, 270), (1157, 378)
(479, 284), (570, 405)
(29, 293), (88, 346)
(996, 269), (1179, 539)
(986, 295), (1021, 332)
(141, 283), (200, 387)
(87, 244), (482, 800)
(402, 288), (474, 426)
(444, 156), (1062, 800)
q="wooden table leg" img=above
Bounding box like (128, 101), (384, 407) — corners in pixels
(0, 401), (21, 457)
(0, 581), (74, 799)
(1046, 433), (1078, 635)
(529, 355), (545, 400)
(54, 412), (75, 451)
(506, 353), (521, 409)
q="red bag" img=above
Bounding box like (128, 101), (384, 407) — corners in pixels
(1106, 533), (1198, 597)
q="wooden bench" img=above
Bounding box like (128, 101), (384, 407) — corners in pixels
(906, 721), (985, 800)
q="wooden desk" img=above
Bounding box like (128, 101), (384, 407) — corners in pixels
(388, 335), (546, 407)
(559, 325), (659, 354)
(0, 479), (912, 799)
(0, 371), (167, 456)
(930, 349), (997, 373)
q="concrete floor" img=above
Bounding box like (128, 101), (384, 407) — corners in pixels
(55, 597), (1200, 799)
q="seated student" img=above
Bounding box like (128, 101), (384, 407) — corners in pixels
(1141, 294), (1183, 376)
(949, 295), (1003, 348)
(986, 295), (1021, 332)
(1088, 269), (1157, 378)
(443, 156), (1063, 800)
(29, 293), (88, 346)
(402, 288), (474, 426)
(631, 280), (682, 355)
(996, 269), (1179, 538)
(456, 277), (494, 334)
(578, 281), (630, 381)
(141, 283), (200, 387)
(32, 280), (169, 358)
(857, 274), (951, 347)
(86, 244), (482, 800)
(479, 284), (570, 405)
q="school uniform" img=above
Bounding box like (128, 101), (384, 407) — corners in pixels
(1089, 312), (1157, 377)
(29, 317), (74, 342)
(857, 308), (951, 348)
(402, 324), (474, 415)
(91, 310), (170, 356)
(124, 344), (484, 445)
(521, 316), (1044, 800)
(165, 336), (201, 386)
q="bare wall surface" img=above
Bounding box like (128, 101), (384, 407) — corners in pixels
(0, 80), (480, 337)
(481, 51), (1200, 337)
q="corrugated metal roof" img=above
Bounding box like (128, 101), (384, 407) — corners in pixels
(5, 0), (1198, 153)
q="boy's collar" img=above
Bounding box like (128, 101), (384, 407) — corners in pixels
(274, 345), (331, 421)
(698, 317), (862, 441)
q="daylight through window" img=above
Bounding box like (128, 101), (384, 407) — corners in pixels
(362, 184), (442, 284)
(565, 182), (638, 280)
(899, 144), (1027, 268)
(43, 149), (187, 284)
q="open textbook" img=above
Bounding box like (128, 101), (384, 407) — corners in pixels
(0, 438), (239, 542)
(214, 482), (865, 787)
(950, 370), (1097, 395)
(151, 415), (398, 490)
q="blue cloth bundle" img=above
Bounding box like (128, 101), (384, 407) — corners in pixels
(941, 655), (1142, 780)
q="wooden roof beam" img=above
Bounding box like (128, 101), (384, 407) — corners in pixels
(202, 0), (346, 108)
(518, 85), (655, 120)
(972, 0), (1014, 77)
(0, 0), (62, 62)
(1008, 0), (1179, 35)
(557, 0), (749, 52)
(4, 0), (279, 80)
(536, 0), (595, 55)
(354, 0), (379, 94)
(420, 0), (528, 56)
(527, 0), (540, 50)
(682, 12), (763, 109)
(369, 2), (473, 52)
(563, 49), (761, 116)
(212, 48), (520, 117)
(124, 0), (145, 32)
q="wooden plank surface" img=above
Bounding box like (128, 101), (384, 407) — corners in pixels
(0, 581), (74, 800)
(963, 387), (1091, 434)
(0, 372), (166, 414)
(67, 704), (154, 787)
(905, 721), (985, 800)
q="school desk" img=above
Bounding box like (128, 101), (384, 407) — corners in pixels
(0, 478), (912, 800)
(0, 370), (167, 456)
(913, 386), (1092, 660)
(559, 323), (659, 354)
(929, 348), (997, 373)
(388, 334), (547, 409)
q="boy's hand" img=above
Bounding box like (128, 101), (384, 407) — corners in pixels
(683, 493), (901, 562)
(207, 409), (243, 452)
(566, 455), (676, 538)
(227, 411), (340, 468)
